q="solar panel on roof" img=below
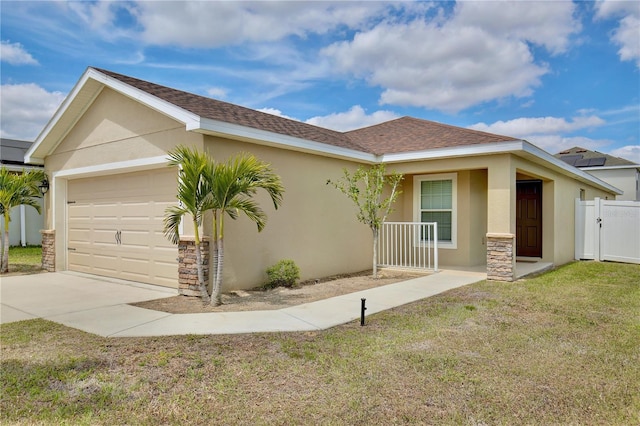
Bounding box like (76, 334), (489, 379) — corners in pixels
(559, 154), (583, 166)
(589, 157), (606, 166)
(575, 158), (591, 167)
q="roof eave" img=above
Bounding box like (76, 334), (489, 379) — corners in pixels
(580, 165), (640, 171)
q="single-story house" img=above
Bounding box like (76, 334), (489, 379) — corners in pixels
(1, 138), (44, 246)
(555, 147), (640, 201)
(25, 67), (620, 292)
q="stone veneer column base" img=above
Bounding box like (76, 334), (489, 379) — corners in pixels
(40, 230), (55, 272)
(486, 233), (515, 282)
(178, 237), (210, 297)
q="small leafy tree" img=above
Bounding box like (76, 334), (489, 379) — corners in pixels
(0, 167), (46, 273)
(327, 164), (403, 278)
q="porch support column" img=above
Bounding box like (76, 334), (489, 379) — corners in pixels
(486, 156), (516, 281)
(40, 230), (55, 272)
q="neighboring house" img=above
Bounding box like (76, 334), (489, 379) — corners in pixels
(0, 138), (44, 246)
(555, 147), (640, 201)
(25, 67), (620, 291)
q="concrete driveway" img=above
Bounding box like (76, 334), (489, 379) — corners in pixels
(1, 269), (486, 337)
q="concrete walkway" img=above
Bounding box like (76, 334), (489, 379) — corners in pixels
(1, 270), (486, 337)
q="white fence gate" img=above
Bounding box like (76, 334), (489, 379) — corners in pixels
(575, 198), (640, 264)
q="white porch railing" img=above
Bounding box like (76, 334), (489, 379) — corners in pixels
(378, 222), (438, 272)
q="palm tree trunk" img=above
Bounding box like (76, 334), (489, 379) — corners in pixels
(211, 212), (224, 306)
(2, 212), (10, 273)
(194, 241), (210, 302)
(211, 237), (224, 306)
(191, 219), (210, 302)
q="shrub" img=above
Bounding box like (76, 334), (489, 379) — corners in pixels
(265, 259), (300, 288)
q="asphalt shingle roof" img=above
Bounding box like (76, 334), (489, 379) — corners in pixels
(555, 146), (638, 167)
(94, 68), (519, 156)
(346, 116), (516, 155)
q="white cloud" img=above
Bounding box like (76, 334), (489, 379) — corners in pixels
(257, 105), (398, 132)
(521, 134), (612, 154)
(130, 2), (388, 47)
(206, 87), (228, 99)
(595, 0), (640, 68)
(322, 1), (579, 112)
(468, 115), (609, 153)
(0, 83), (65, 140)
(610, 145), (640, 164)
(469, 115), (606, 139)
(257, 108), (298, 121)
(0, 40), (39, 65)
(305, 105), (399, 131)
(455, 1), (580, 55)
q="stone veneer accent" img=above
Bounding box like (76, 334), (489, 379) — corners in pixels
(486, 233), (515, 281)
(178, 237), (210, 296)
(40, 230), (55, 272)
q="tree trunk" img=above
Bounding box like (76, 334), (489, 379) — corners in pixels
(372, 227), (379, 279)
(211, 237), (223, 306)
(191, 219), (210, 302)
(2, 213), (10, 273)
(194, 240), (210, 302)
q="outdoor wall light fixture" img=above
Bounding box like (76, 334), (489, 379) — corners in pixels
(39, 178), (49, 195)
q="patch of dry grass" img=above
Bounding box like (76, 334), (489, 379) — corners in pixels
(2, 261), (639, 425)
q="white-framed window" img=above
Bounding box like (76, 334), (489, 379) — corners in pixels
(414, 173), (457, 249)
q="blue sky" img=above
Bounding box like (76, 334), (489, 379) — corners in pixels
(1, 1), (639, 162)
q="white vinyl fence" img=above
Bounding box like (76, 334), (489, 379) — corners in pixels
(575, 198), (640, 264)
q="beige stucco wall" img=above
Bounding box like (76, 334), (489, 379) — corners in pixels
(46, 88), (201, 172)
(585, 168), (639, 201)
(203, 136), (372, 289)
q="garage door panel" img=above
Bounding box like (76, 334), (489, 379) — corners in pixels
(67, 167), (179, 288)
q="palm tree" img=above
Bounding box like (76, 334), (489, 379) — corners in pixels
(163, 146), (215, 302)
(0, 167), (46, 273)
(208, 153), (284, 306)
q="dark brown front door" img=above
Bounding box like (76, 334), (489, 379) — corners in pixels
(516, 181), (542, 257)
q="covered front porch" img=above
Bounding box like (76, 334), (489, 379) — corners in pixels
(377, 221), (554, 280)
(381, 152), (570, 282)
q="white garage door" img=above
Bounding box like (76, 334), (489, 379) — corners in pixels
(67, 167), (179, 288)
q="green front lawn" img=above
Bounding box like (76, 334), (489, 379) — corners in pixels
(4, 245), (42, 274)
(1, 261), (639, 425)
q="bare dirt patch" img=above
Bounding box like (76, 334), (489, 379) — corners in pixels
(132, 270), (426, 314)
